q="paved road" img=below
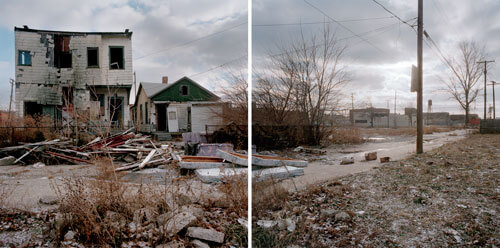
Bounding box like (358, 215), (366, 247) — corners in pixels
(282, 129), (469, 190)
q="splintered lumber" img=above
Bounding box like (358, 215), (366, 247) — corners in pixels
(46, 151), (91, 164)
(138, 150), (156, 169)
(252, 154), (308, 167)
(14, 145), (40, 164)
(115, 158), (165, 172)
(0, 139), (61, 152)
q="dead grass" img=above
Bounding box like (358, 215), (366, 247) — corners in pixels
(219, 173), (248, 217)
(252, 179), (289, 217)
(326, 127), (364, 145)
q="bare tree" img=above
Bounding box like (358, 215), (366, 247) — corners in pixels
(442, 41), (485, 126)
(254, 25), (350, 144)
(218, 68), (248, 124)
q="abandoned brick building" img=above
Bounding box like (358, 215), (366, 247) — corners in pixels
(14, 26), (133, 127)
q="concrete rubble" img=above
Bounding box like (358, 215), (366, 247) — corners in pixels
(186, 227), (225, 244)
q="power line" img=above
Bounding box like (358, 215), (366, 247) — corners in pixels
(301, 0), (388, 55)
(189, 55), (247, 78)
(370, 0), (416, 31)
(253, 16), (394, 27)
(134, 22), (247, 61)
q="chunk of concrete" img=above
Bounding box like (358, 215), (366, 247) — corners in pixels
(364, 152), (377, 161)
(192, 240), (209, 248)
(39, 195), (59, 205)
(340, 157), (354, 165)
(186, 227), (225, 244)
(0, 156), (16, 166)
(195, 168), (247, 183)
(156, 241), (185, 248)
(253, 166), (304, 182)
(380, 156), (390, 163)
(163, 211), (198, 236)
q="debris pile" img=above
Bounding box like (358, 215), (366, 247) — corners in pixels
(252, 152), (308, 182)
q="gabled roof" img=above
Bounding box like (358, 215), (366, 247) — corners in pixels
(141, 82), (169, 97)
(150, 76), (219, 100)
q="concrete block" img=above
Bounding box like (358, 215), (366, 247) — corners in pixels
(186, 227), (225, 244)
(253, 166), (304, 182)
(195, 167), (247, 183)
(340, 157), (354, 165)
(380, 157), (390, 163)
(364, 152), (377, 161)
(252, 154), (308, 167)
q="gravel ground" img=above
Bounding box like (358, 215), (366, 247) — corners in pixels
(253, 134), (500, 247)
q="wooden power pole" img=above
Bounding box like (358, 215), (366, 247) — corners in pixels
(477, 60), (495, 120)
(490, 81), (499, 119)
(416, 0), (423, 154)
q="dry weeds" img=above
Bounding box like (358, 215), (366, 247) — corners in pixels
(253, 134), (500, 247)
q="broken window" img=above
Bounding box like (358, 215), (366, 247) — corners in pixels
(54, 35), (72, 68)
(18, 50), (31, 66)
(180, 85), (189, 96)
(109, 46), (124, 69)
(87, 47), (99, 67)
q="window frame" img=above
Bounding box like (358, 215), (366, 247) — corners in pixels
(109, 46), (125, 70)
(180, 85), (189, 96)
(87, 47), (99, 68)
(18, 50), (32, 66)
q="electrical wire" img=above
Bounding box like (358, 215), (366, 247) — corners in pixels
(253, 16), (394, 27)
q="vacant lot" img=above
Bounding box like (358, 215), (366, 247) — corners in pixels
(253, 134), (500, 247)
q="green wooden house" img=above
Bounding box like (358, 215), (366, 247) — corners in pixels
(132, 76), (224, 134)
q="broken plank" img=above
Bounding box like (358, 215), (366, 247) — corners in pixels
(14, 145), (40, 164)
(138, 150), (156, 169)
(46, 151), (91, 164)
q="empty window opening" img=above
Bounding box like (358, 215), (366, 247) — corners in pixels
(109, 46), (124, 69)
(180, 85), (189, 96)
(18, 50), (31, 66)
(140, 104), (143, 124)
(24, 102), (43, 117)
(54, 35), (72, 68)
(168, 111), (177, 120)
(355, 120), (368, 123)
(145, 102), (149, 124)
(87, 47), (99, 67)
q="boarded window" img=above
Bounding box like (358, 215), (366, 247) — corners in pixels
(168, 111), (177, 120)
(180, 85), (189, 96)
(54, 35), (72, 68)
(109, 46), (124, 69)
(18, 50), (31, 66)
(87, 47), (99, 67)
(90, 93), (105, 116)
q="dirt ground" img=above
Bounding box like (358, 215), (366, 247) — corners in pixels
(253, 133), (500, 247)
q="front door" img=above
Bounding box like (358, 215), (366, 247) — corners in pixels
(167, 106), (178, 132)
(109, 97), (123, 127)
(157, 105), (167, 131)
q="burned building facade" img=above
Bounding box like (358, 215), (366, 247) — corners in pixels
(14, 26), (133, 127)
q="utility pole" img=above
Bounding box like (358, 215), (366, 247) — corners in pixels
(416, 0), (423, 154)
(477, 60), (494, 120)
(8, 79), (14, 124)
(351, 93), (354, 126)
(394, 90), (397, 128)
(490, 81), (499, 119)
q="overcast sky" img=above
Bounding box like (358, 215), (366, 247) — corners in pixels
(0, 0), (247, 108)
(253, 0), (500, 116)
(1, 0), (500, 116)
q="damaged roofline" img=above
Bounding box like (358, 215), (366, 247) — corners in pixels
(14, 26), (132, 37)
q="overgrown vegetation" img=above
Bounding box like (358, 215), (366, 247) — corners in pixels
(0, 115), (58, 147)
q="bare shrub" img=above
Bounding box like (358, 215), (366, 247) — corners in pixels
(327, 127), (363, 145)
(252, 179), (289, 217)
(218, 173), (248, 217)
(0, 115), (58, 147)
